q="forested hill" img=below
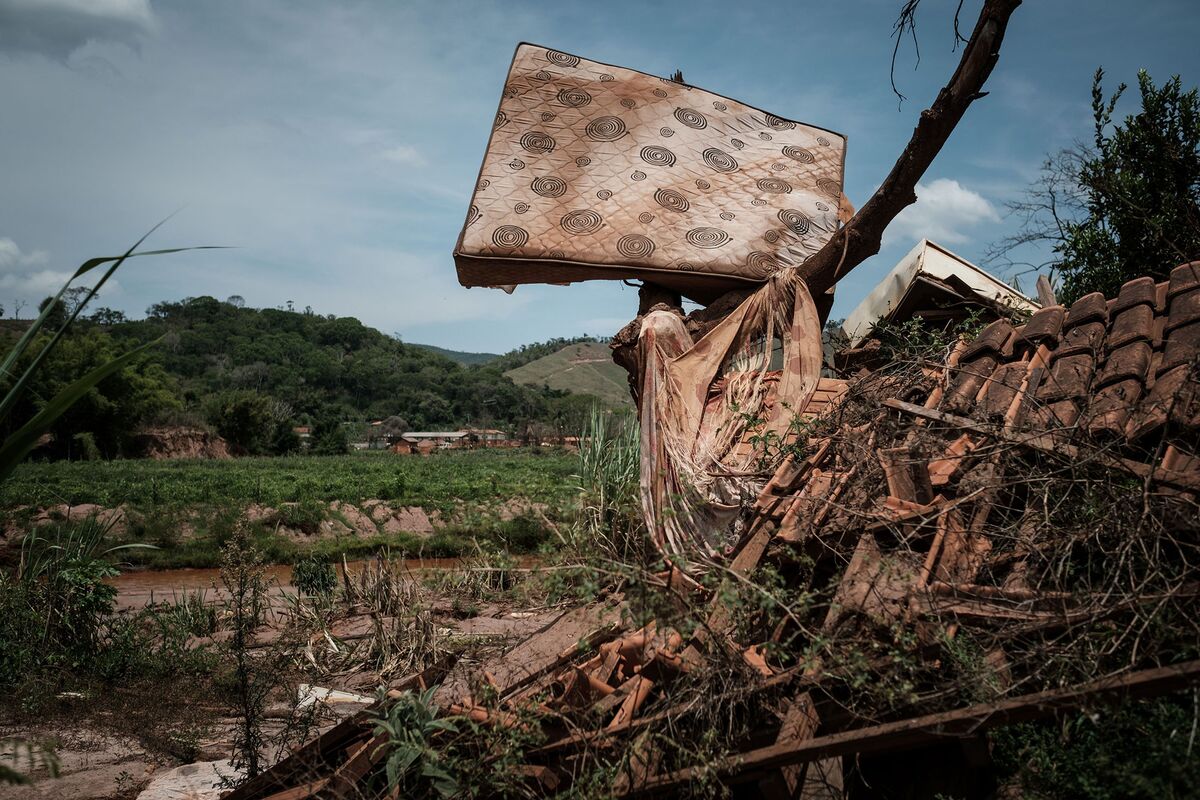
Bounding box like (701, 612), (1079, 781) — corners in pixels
(3, 295), (612, 458)
(408, 343), (499, 365)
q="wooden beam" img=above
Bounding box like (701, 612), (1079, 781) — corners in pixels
(1035, 275), (1057, 307)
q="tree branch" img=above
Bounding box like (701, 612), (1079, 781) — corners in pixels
(800, 0), (1023, 296)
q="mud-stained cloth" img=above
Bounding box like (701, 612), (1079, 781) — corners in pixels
(455, 43), (847, 303)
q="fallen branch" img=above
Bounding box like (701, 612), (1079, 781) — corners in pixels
(626, 660), (1200, 795)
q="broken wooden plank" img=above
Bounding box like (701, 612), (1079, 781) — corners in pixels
(1035, 275), (1057, 307)
(260, 778), (331, 800)
(613, 731), (662, 794)
(326, 734), (387, 798)
(433, 602), (624, 708)
(878, 446), (935, 505)
(758, 692), (821, 799)
(220, 712), (373, 800)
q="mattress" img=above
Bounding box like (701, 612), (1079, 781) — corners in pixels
(454, 43), (847, 303)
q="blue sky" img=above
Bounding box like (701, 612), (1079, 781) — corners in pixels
(1, 0), (1197, 353)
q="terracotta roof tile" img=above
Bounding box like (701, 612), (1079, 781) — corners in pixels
(1152, 313), (1168, 350)
(1161, 321), (1200, 372)
(1056, 320), (1106, 357)
(980, 361), (1027, 418)
(943, 354), (999, 415)
(1168, 372), (1200, 430)
(1111, 276), (1157, 313)
(912, 263), (1198, 448)
(1126, 365), (1190, 440)
(1047, 398), (1081, 427)
(1038, 352), (1096, 402)
(1162, 444), (1200, 473)
(1155, 280), (1170, 313)
(1016, 306), (1064, 349)
(1108, 303), (1154, 349)
(1064, 292), (1108, 328)
(1097, 341), (1153, 387)
(1167, 261), (1200, 299)
(1086, 378), (1143, 437)
(1166, 288), (1200, 332)
(960, 319), (1015, 362)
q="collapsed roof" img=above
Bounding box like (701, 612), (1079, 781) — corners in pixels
(231, 262), (1200, 799)
(841, 239), (1039, 346)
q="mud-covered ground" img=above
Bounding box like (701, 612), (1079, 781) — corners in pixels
(1, 559), (570, 799)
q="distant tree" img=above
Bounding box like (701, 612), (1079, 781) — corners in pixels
(8, 326), (179, 458)
(205, 390), (276, 455)
(226, 295), (245, 308)
(88, 307), (127, 326)
(100, 298), (604, 440)
(309, 411), (349, 455)
(547, 393), (596, 441)
(993, 69), (1200, 304)
(37, 296), (68, 330)
(269, 420), (301, 455)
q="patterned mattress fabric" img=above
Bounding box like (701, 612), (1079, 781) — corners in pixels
(454, 43), (847, 302)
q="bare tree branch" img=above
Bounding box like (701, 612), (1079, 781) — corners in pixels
(801, 0), (1023, 297)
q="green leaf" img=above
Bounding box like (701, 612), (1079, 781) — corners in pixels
(393, 745), (421, 772)
(385, 752), (401, 789)
(426, 718), (458, 733)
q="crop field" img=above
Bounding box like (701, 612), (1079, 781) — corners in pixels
(0, 449), (579, 513)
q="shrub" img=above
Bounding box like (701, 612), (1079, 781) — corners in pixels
(292, 555), (337, 597)
(993, 694), (1200, 799)
(368, 687), (459, 798)
(271, 499), (326, 534)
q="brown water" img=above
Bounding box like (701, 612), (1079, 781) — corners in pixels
(106, 557), (467, 610)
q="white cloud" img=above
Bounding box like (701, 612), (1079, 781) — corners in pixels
(379, 144), (426, 167)
(0, 0), (155, 59)
(343, 129), (428, 167)
(885, 178), (1001, 247)
(0, 236), (124, 312)
(0, 267), (74, 299)
(0, 236), (49, 269)
(0, 237), (71, 304)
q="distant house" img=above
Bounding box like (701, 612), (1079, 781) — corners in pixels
(462, 428), (511, 447)
(293, 426), (312, 448)
(399, 431), (469, 450)
(366, 420), (396, 450)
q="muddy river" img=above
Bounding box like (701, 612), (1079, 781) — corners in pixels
(106, 557), (469, 610)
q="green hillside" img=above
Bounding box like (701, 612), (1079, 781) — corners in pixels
(3, 296), (621, 459)
(409, 343), (499, 365)
(504, 341), (631, 407)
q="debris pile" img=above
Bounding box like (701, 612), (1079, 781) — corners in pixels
(226, 264), (1200, 799)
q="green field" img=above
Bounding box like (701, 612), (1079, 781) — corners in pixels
(1, 449), (581, 568)
(1, 448), (578, 512)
